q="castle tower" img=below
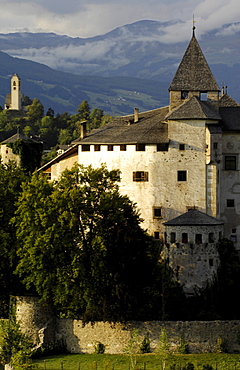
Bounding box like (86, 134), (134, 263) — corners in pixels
(162, 209), (224, 294)
(168, 28), (220, 112)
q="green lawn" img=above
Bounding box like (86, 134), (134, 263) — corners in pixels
(33, 353), (240, 370)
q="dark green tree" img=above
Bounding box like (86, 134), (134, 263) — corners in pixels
(14, 165), (159, 322)
(77, 100), (90, 121)
(26, 98), (44, 124)
(0, 162), (28, 317)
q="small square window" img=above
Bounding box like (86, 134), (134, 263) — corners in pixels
(213, 142), (218, 150)
(178, 170), (187, 181)
(133, 171), (148, 182)
(136, 144), (145, 151)
(157, 143), (169, 151)
(120, 144), (126, 151)
(208, 233), (214, 243)
(94, 144), (100, 151)
(154, 232), (160, 240)
(82, 145), (90, 151)
(153, 207), (162, 218)
(179, 144), (185, 150)
(108, 145), (113, 151)
(195, 234), (202, 244)
(209, 259), (214, 267)
(170, 232), (176, 243)
(232, 229), (237, 234)
(225, 155), (237, 170)
(231, 235), (237, 243)
(182, 233), (188, 243)
(227, 199), (235, 208)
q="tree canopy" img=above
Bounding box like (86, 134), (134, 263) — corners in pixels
(14, 164), (161, 322)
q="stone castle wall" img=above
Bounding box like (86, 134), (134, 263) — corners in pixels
(14, 296), (240, 354)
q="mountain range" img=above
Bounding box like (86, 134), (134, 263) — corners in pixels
(0, 20), (240, 116)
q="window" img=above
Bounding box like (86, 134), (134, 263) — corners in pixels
(153, 207), (162, 218)
(133, 171), (148, 182)
(208, 233), (214, 243)
(81, 145), (90, 151)
(182, 233), (188, 243)
(120, 144), (126, 151)
(231, 235), (237, 243)
(157, 143), (169, 151)
(178, 170), (187, 181)
(227, 199), (235, 208)
(179, 144), (185, 150)
(213, 142), (218, 150)
(209, 259), (214, 267)
(94, 144), (100, 151)
(136, 144), (145, 151)
(232, 229), (237, 234)
(108, 145), (113, 151)
(225, 155), (237, 170)
(195, 234), (202, 244)
(181, 91), (188, 99)
(154, 232), (160, 240)
(170, 232), (176, 243)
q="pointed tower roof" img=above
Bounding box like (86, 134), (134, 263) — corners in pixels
(169, 32), (220, 92)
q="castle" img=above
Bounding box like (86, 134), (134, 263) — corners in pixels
(39, 28), (240, 292)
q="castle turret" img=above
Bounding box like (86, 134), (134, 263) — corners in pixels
(168, 29), (220, 112)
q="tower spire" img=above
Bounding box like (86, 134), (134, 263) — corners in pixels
(192, 14), (196, 37)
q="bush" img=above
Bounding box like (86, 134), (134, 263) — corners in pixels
(217, 337), (228, 353)
(182, 363), (194, 370)
(94, 341), (105, 354)
(202, 365), (213, 370)
(140, 336), (151, 354)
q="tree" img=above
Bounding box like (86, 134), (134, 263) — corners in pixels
(14, 165), (159, 322)
(0, 162), (28, 317)
(26, 98), (44, 123)
(77, 100), (90, 121)
(89, 108), (104, 129)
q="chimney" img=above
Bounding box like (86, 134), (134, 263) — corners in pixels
(80, 121), (87, 140)
(134, 108), (139, 123)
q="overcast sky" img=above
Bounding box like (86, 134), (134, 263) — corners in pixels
(0, 0), (240, 41)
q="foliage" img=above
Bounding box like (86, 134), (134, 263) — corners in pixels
(10, 350), (35, 370)
(157, 328), (170, 355)
(0, 316), (33, 365)
(124, 329), (142, 369)
(0, 162), (28, 317)
(27, 98), (44, 123)
(177, 334), (189, 354)
(182, 363), (194, 370)
(7, 138), (43, 173)
(216, 337), (228, 353)
(140, 335), (151, 354)
(94, 342), (105, 355)
(14, 164), (158, 322)
(202, 365), (213, 370)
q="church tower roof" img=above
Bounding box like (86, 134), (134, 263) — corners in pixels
(169, 32), (220, 92)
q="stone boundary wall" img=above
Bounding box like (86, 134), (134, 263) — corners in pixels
(56, 319), (240, 354)
(14, 296), (240, 354)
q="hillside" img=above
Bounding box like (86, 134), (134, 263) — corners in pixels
(1, 20), (240, 115)
(0, 50), (169, 116)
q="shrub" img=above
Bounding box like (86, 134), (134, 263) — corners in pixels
(140, 335), (151, 354)
(182, 363), (194, 370)
(157, 328), (170, 354)
(94, 341), (105, 354)
(202, 365), (213, 370)
(217, 337), (228, 353)
(177, 334), (189, 354)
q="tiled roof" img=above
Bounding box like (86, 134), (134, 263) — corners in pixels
(166, 96), (221, 120)
(0, 132), (39, 144)
(169, 34), (220, 92)
(220, 106), (240, 131)
(219, 94), (240, 107)
(164, 209), (224, 226)
(78, 106), (169, 144)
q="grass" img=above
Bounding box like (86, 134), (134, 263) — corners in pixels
(33, 353), (240, 370)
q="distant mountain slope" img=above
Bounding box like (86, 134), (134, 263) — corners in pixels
(1, 20), (240, 114)
(0, 50), (169, 115)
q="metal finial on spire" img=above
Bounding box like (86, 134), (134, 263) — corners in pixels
(192, 14), (196, 36)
